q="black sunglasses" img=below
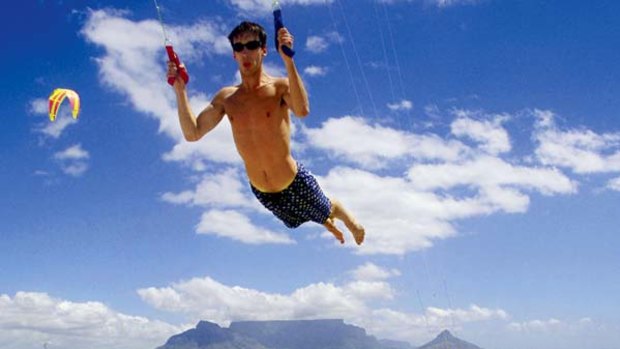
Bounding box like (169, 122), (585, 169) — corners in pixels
(232, 40), (262, 52)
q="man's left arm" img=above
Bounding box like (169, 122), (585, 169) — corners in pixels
(278, 28), (310, 117)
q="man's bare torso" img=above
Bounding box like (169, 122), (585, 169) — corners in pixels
(221, 77), (297, 193)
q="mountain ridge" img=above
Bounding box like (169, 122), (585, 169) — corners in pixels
(157, 319), (482, 349)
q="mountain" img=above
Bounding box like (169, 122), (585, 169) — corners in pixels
(158, 319), (386, 349)
(378, 338), (417, 349)
(230, 319), (385, 349)
(418, 330), (483, 349)
(157, 320), (267, 349)
(157, 320), (481, 349)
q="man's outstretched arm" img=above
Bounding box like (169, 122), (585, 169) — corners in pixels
(278, 28), (309, 117)
(168, 62), (226, 142)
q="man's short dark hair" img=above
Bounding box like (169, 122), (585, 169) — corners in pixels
(228, 21), (267, 48)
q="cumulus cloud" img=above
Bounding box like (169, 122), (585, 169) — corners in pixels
(450, 111), (511, 154)
(302, 114), (577, 254)
(608, 177), (620, 191)
(303, 116), (467, 169)
(350, 262), (401, 281)
(161, 168), (293, 244)
(30, 98), (78, 139)
(137, 267), (507, 343)
(387, 99), (413, 111)
(377, 0), (480, 7)
(508, 318), (563, 332)
(508, 317), (602, 333)
(229, 0), (333, 15)
(306, 36), (329, 53)
(0, 292), (182, 349)
(196, 209), (296, 244)
(53, 144), (90, 177)
(432, 0), (480, 7)
(533, 109), (620, 174)
(161, 167), (258, 210)
(305, 32), (343, 53)
(304, 65), (328, 77)
(81, 9), (228, 140)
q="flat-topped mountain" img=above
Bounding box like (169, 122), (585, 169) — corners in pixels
(157, 319), (481, 349)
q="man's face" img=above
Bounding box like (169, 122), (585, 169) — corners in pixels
(232, 33), (266, 74)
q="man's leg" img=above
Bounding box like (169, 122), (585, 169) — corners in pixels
(323, 217), (345, 244)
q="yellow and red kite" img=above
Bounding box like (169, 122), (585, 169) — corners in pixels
(48, 88), (80, 122)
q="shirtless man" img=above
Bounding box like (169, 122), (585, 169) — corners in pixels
(168, 21), (364, 245)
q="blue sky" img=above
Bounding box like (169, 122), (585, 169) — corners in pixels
(2, 0), (620, 348)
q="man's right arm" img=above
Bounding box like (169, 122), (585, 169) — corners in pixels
(174, 78), (225, 142)
(169, 62), (226, 142)
(174, 86), (226, 142)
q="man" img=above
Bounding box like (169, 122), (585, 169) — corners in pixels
(167, 21), (364, 245)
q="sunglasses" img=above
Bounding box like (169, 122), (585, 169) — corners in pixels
(232, 40), (262, 52)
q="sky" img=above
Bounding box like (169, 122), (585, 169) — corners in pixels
(1, 0), (620, 348)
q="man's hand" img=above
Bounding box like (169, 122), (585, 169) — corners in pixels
(167, 61), (187, 92)
(277, 27), (294, 63)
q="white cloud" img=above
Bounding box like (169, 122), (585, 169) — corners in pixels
(53, 144), (90, 177)
(387, 100), (413, 111)
(508, 318), (563, 332)
(82, 10), (228, 138)
(304, 65), (328, 77)
(608, 177), (620, 191)
(305, 32), (343, 53)
(197, 209), (296, 244)
(31, 96), (78, 139)
(82, 9), (243, 169)
(229, 0), (333, 15)
(161, 167), (259, 210)
(304, 115), (577, 254)
(351, 262), (401, 281)
(0, 292), (182, 349)
(137, 270), (506, 343)
(377, 0), (480, 7)
(29, 98), (48, 115)
(303, 116), (466, 169)
(306, 36), (329, 53)
(37, 116), (78, 139)
(407, 156), (576, 197)
(533, 109), (620, 174)
(432, 0), (480, 7)
(161, 169), (289, 244)
(450, 111), (511, 154)
(53, 144), (89, 161)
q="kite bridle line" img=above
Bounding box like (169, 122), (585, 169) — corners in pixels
(153, 0), (170, 45)
(153, 0), (189, 85)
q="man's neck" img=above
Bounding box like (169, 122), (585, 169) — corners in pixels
(241, 70), (271, 90)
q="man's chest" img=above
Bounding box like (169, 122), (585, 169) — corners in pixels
(224, 87), (285, 124)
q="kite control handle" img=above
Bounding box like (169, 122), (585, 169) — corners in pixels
(273, 9), (295, 58)
(166, 44), (189, 86)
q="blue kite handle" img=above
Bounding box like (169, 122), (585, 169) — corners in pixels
(273, 9), (295, 58)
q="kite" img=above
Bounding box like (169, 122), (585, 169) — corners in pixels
(48, 88), (80, 122)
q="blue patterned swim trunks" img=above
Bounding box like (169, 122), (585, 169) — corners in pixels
(251, 163), (332, 228)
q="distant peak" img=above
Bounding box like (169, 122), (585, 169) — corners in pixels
(438, 329), (453, 338)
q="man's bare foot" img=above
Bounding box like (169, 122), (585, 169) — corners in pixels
(346, 222), (365, 245)
(324, 218), (345, 244)
(327, 199), (365, 245)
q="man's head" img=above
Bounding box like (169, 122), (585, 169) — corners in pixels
(228, 21), (268, 74)
(228, 21), (267, 50)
